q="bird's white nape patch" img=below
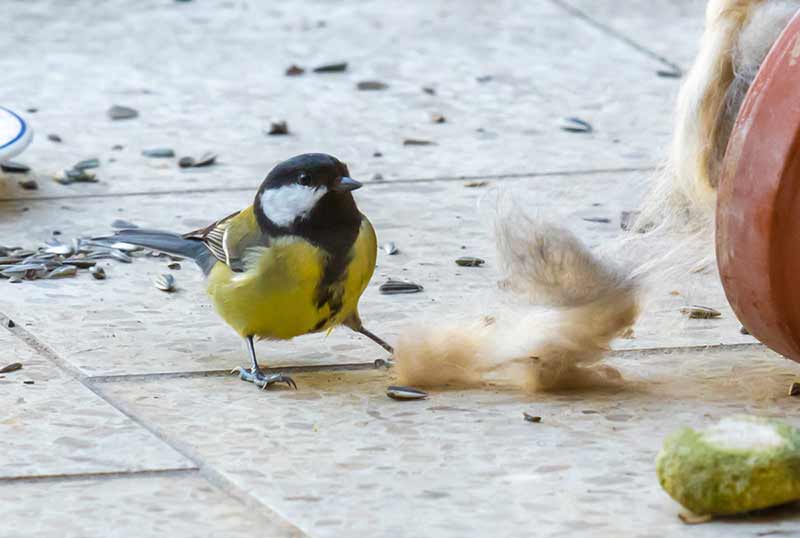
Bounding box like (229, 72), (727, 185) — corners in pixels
(259, 184), (327, 226)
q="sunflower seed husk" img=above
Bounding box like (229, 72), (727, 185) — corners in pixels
(0, 256), (24, 265)
(285, 64), (305, 76)
(680, 305), (721, 319)
(179, 152), (217, 168)
(17, 179), (38, 190)
(678, 512), (712, 525)
(455, 256), (484, 267)
(382, 242), (398, 255)
(464, 180), (488, 188)
(379, 279), (423, 295)
(1, 161), (30, 174)
(55, 168), (97, 185)
(267, 121), (289, 136)
(44, 243), (74, 256)
(47, 133), (62, 143)
(558, 117), (593, 133)
(0, 362), (22, 374)
(47, 265), (77, 279)
(386, 385), (428, 401)
(89, 265), (106, 280)
(63, 257), (96, 269)
(111, 219), (138, 229)
(657, 67), (683, 79)
(154, 273), (176, 292)
(357, 80), (388, 91)
(312, 62), (348, 73)
(582, 217), (611, 224)
(73, 158), (100, 171)
(8, 277), (21, 284)
(88, 249), (133, 263)
(142, 148), (175, 158)
(108, 105), (138, 120)
(167, 262), (182, 270)
(1, 264), (48, 278)
(403, 138), (436, 146)
(523, 412), (542, 423)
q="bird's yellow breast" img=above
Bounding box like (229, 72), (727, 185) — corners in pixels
(206, 219), (377, 340)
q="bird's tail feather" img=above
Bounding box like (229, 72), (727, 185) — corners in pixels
(102, 229), (215, 274)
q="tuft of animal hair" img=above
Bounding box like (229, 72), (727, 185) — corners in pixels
(394, 208), (640, 392)
(636, 0), (799, 235)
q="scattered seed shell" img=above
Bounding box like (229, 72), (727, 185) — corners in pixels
(379, 279), (424, 295)
(357, 80), (388, 91)
(74, 158), (100, 170)
(154, 273), (176, 292)
(312, 62), (348, 73)
(17, 179), (38, 190)
(267, 121), (289, 135)
(382, 242), (398, 255)
(285, 64), (305, 76)
(108, 105), (139, 120)
(142, 148), (175, 158)
(558, 117), (593, 133)
(523, 412), (542, 423)
(422, 86), (436, 95)
(90, 265), (107, 280)
(464, 181), (488, 188)
(23, 380), (34, 385)
(47, 265), (77, 279)
(582, 217), (611, 224)
(0, 362), (22, 374)
(167, 262), (182, 270)
(657, 68), (683, 79)
(678, 512), (712, 525)
(789, 382), (800, 397)
(1, 161), (30, 174)
(403, 139), (435, 146)
(47, 133), (62, 143)
(455, 256), (485, 267)
(386, 385), (428, 401)
(680, 305), (721, 319)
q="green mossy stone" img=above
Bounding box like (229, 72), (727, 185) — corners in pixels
(656, 415), (800, 515)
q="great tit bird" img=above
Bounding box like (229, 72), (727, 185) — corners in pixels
(109, 153), (393, 389)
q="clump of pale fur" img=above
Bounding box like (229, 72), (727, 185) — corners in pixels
(394, 210), (639, 392)
(637, 0), (799, 234)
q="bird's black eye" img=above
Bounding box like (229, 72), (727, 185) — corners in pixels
(298, 173), (312, 186)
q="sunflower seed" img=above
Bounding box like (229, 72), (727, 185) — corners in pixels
(89, 265), (106, 280)
(455, 256), (484, 267)
(582, 217), (611, 224)
(23, 380), (34, 385)
(0, 257), (25, 265)
(558, 117), (593, 133)
(87, 250), (132, 263)
(680, 305), (721, 319)
(47, 133), (62, 143)
(464, 181), (488, 188)
(523, 412), (542, 423)
(167, 262), (182, 270)
(357, 80), (388, 91)
(154, 273), (176, 292)
(179, 152), (217, 168)
(386, 385), (428, 400)
(1, 161), (30, 174)
(657, 67), (682, 78)
(108, 105), (139, 120)
(267, 121), (289, 136)
(47, 265), (77, 279)
(1, 264), (48, 278)
(111, 219), (138, 229)
(17, 179), (38, 190)
(178, 156), (196, 168)
(0, 362), (22, 374)
(422, 86), (436, 95)
(403, 139), (435, 146)
(63, 257), (96, 269)
(8, 277), (21, 284)
(313, 62), (348, 73)
(431, 114), (446, 123)
(476, 75), (493, 83)
(285, 64), (305, 76)
(55, 168), (98, 184)
(379, 279), (423, 295)
(44, 244), (73, 256)
(73, 158), (100, 170)
(382, 242), (398, 255)
(142, 148), (175, 158)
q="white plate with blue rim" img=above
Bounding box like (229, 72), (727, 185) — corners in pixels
(0, 106), (33, 163)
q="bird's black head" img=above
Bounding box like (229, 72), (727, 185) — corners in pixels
(254, 153), (363, 230)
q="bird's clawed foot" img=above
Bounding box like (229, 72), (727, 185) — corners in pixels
(231, 366), (297, 390)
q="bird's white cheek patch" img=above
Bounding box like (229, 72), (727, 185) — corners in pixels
(260, 184), (327, 226)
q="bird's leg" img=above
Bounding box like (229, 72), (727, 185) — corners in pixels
(355, 326), (394, 369)
(232, 335), (297, 390)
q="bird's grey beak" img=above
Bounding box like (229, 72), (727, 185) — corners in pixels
(332, 176), (362, 192)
